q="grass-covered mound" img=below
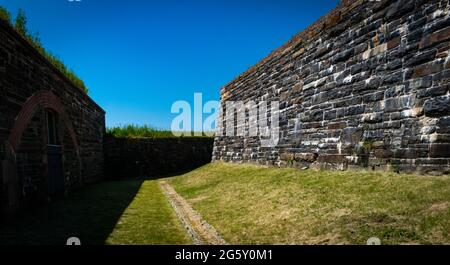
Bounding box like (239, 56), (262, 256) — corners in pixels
(169, 162), (450, 244)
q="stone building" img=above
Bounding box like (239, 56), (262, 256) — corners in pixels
(0, 18), (105, 217)
(213, 0), (450, 174)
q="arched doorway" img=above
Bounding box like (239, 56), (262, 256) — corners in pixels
(2, 90), (81, 214)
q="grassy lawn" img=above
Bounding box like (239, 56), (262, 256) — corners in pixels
(106, 180), (190, 244)
(168, 162), (450, 245)
(0, 180), (191, 245)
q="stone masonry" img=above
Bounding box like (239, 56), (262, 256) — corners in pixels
(0, 18), (105, 216)
(213, 0), (450, 174)
(104, 136), (214, 179)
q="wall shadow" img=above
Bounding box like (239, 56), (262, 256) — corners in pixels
(104, 136), (214, 179)
(0, 179), (143, 245)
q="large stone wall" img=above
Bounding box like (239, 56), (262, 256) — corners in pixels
(213, 0), (450, 174)
(0, 19), (105, 215)
(104, 136), (214, 179)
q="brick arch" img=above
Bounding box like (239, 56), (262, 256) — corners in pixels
(7, 90), (80, 155)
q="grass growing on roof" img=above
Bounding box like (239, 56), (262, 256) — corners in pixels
(0, 6), (11, 22)
(0, 6), (88, 93)
(168, 162), (450, 245)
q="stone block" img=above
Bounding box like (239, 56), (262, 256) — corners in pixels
(280, 152), (294, 161)
(292, 48), (305, 58)
(328, 121), (347, 130)
(334, 48), (354, 63)
(340, 127), (363, 144)
(424, 95), (450, 117)
(294, 152), (318, 162)
(362, 43), (387, 60)
(361, 113), (382, 123)
(317, 154), (346, 163)
(417, 85), (448, 98)
(384, 95), (416, 112)
(292, 83), (303, 93)
(401, 107), (424, 118)
(385, 0), (414, 20)
(412, 61), (443, 78)
(345, 105), (365, 116)
(409, 76), (432, 91)
(324, 110), (337, 120)
(374, 148), (393, 158)
(429, 144), (450, 158)
(406, 49), (437, 67)
(419, 27), (450, 49)
(437, 117), (450, 134)
(315, 43), (333, 58)
(382, 71), (403, 85)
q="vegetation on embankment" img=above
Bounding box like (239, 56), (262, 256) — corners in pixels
(0, 6), (88, 93)
(168, 162), (450, 245)
(106, 124), (214, 138)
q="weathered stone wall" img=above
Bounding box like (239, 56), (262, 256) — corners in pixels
(213, 0), (450, 174)
(0, 19), (105, 214)
(104, 137), (214, 179)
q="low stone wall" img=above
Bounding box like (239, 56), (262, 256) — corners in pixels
(104, 137), (214, 178)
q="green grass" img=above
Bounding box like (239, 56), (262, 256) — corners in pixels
(0, 6), (88, 92)
(0, 180), (191, 245)
(106, 124), (213, 138)
(0, 6), (11, 22)
(106, 180), (191, 245)
(168, 162), (450, 245)
(4, 163), (449, 245)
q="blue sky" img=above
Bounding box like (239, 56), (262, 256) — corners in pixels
(1, 0), (337, 129)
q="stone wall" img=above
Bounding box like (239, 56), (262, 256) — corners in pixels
(0, 19), (105, 215)
(213, 0), (450, 174)
(104, 137), (214, 179)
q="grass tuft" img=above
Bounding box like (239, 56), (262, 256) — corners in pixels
(0, 6), (11, 24)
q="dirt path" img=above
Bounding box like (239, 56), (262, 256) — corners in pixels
(159, 181), (228, 245)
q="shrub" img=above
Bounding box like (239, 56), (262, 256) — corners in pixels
(14, 8), (27, 35)
(0, 6), (11, 24)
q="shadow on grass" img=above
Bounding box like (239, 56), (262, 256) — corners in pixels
(0, 180), (144, 245)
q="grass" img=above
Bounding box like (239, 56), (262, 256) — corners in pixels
(106, 124), (175, 138)
(0, 6), (11, 22)
(106, 124), (213, 138)
(0, 180), (191, 245)
(3, 163), (449, 245)
(168, 162), (450, 245)
(0, 6), (88, 92)
(106, 180), (191, 245)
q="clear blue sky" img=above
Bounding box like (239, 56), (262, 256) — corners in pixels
(1, 0), (337, 129)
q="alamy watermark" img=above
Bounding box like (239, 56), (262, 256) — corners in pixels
(66, 237), (81, 245)
(367, 237), (381, 245)
(171, 93), (280, 147)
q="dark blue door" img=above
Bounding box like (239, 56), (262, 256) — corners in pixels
(48, 145), (64, 196)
